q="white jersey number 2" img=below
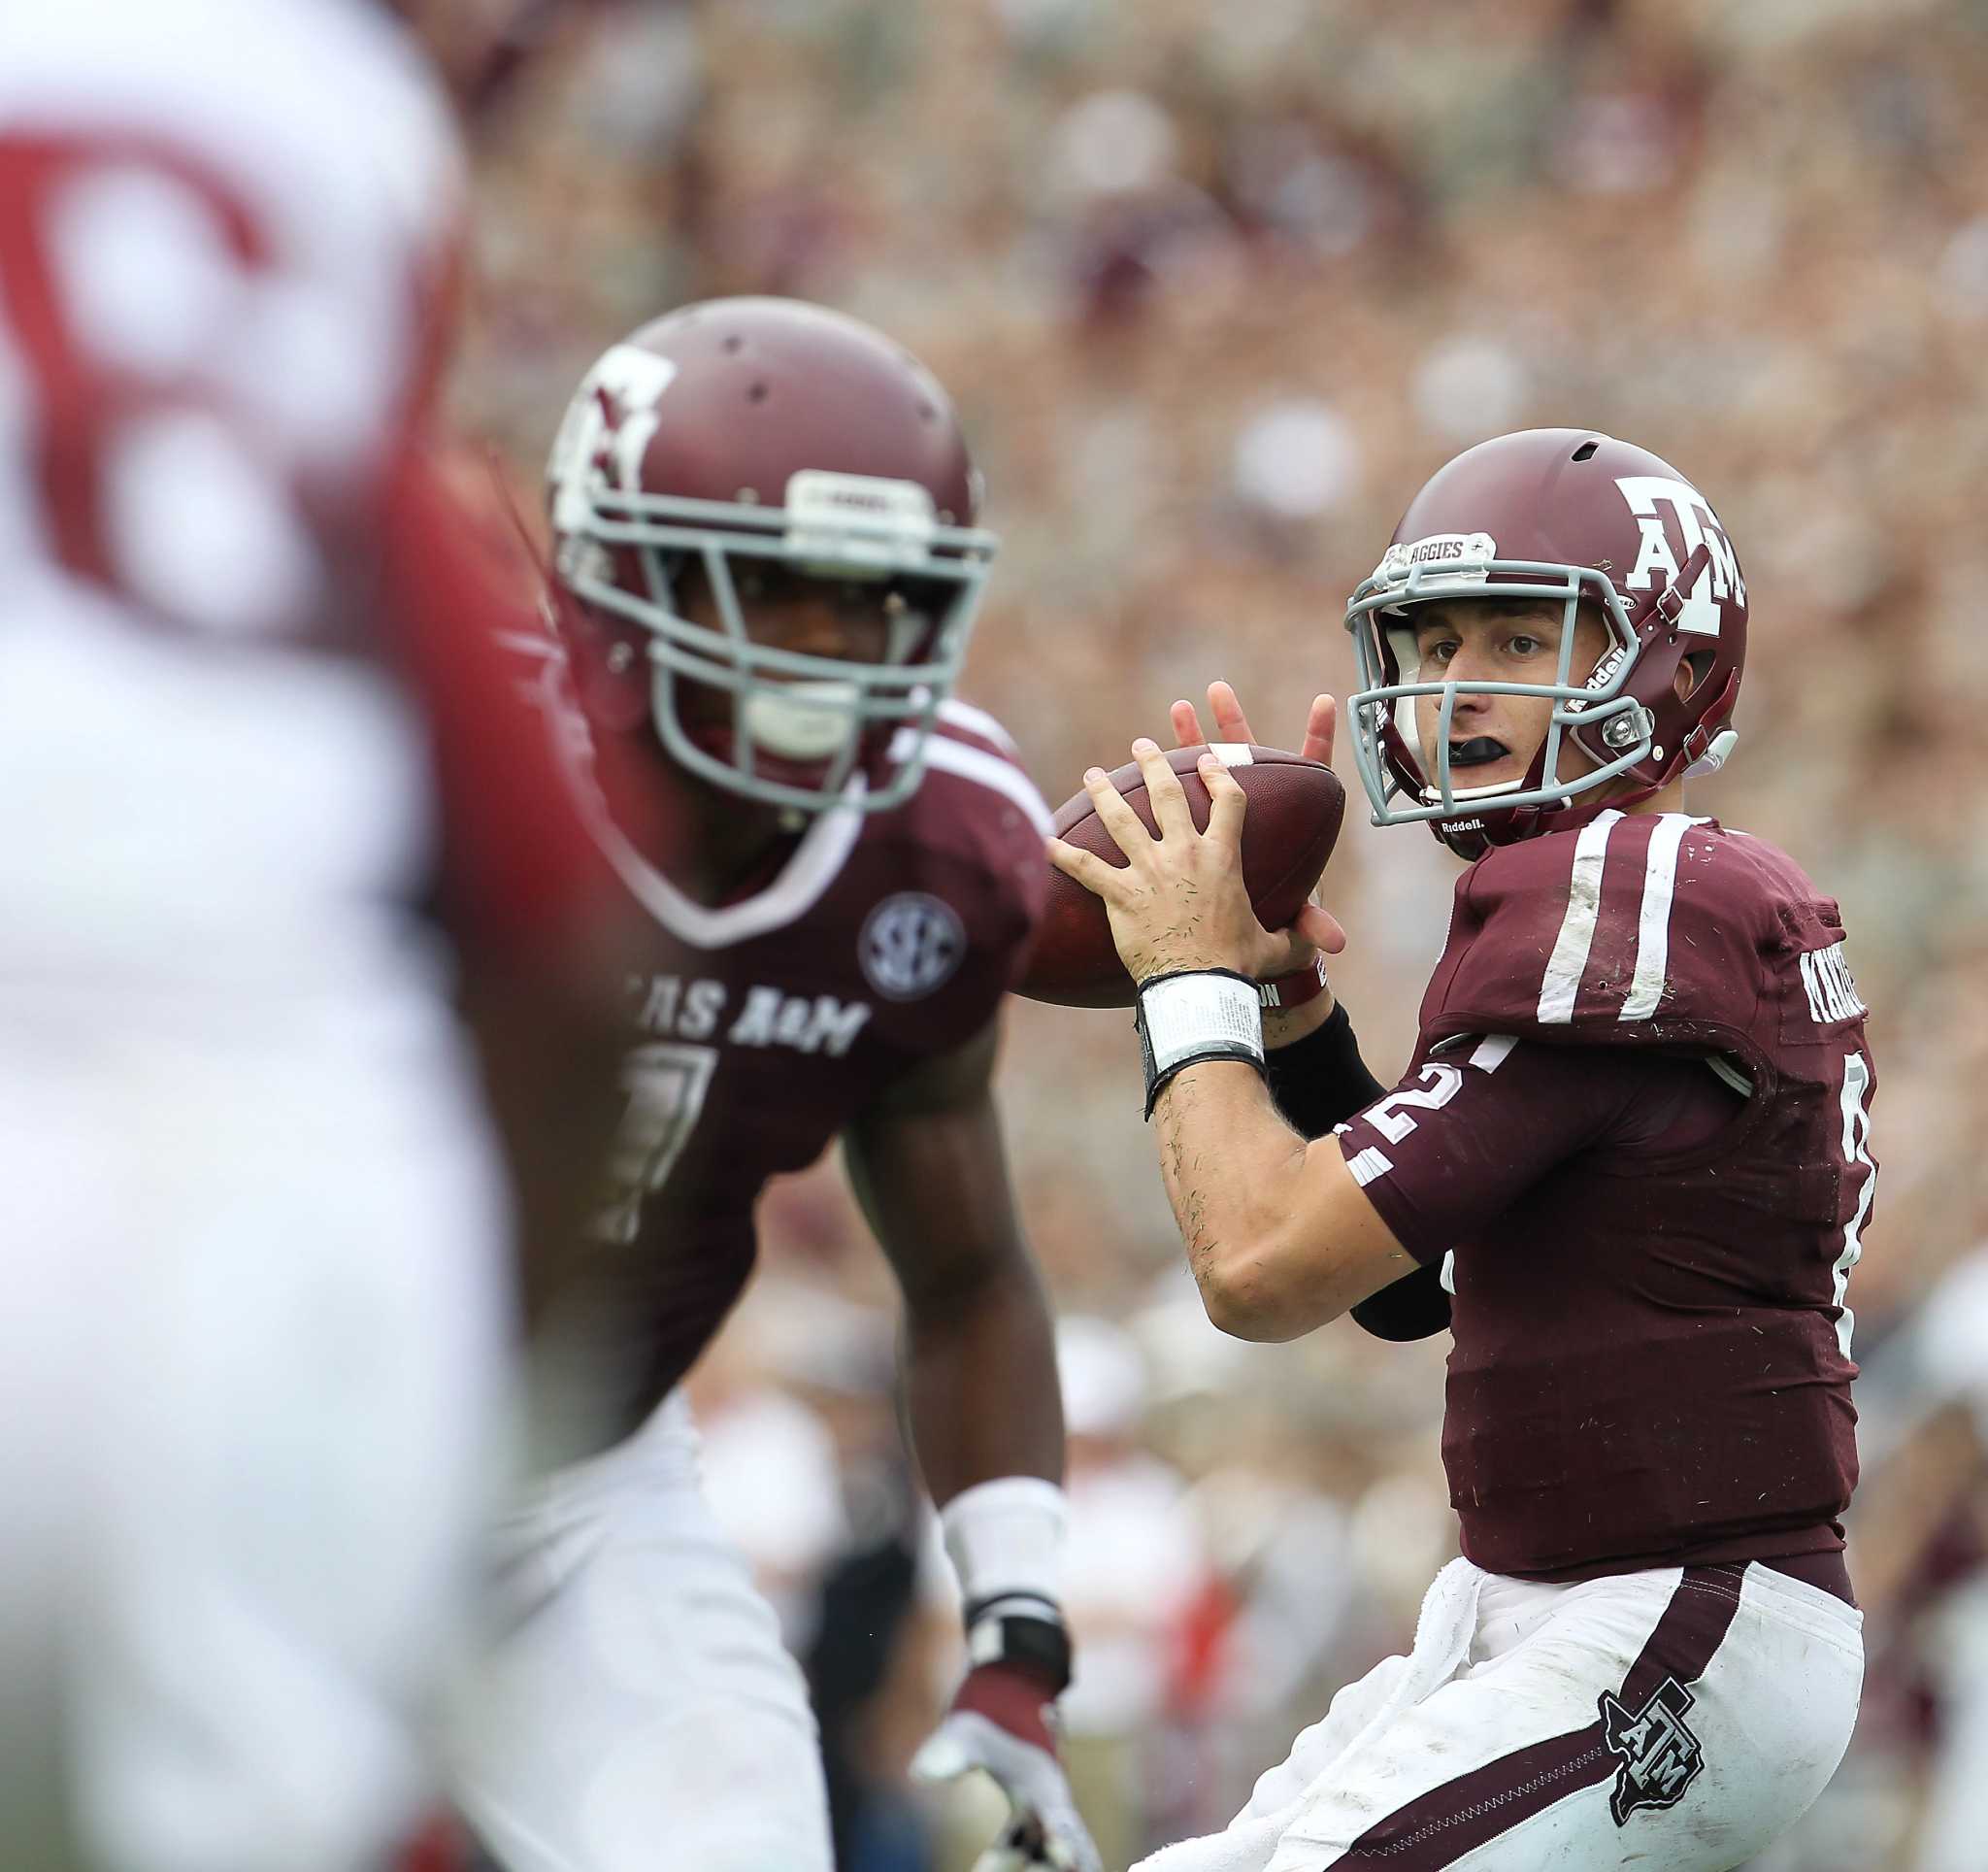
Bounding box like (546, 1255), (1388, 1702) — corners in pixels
(1363, 1062), (1466, 1145)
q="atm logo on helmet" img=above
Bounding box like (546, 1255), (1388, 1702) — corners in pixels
(1615, 477), (1744, 637)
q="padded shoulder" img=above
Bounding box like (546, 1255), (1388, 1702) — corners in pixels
(1421, 813), (1825, 1054)
(845, 701), (1050, 1043)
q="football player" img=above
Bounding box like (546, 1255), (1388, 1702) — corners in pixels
(0, 2), (638, 1868)
(450, 298), (1101, 1872)
(1050, 430), (1873, 1870)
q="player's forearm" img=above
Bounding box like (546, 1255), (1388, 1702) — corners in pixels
(901, 1253), (1065, 1504)
(1155, 1061), (1351, 1341)
(455, 949), (628, 1333)
(1257, 998), (1452, 1339)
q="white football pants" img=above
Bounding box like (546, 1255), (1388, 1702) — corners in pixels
(0, 1013), (512, 1872)
(1137, 1554), (1863, 1871)
(451, 1390), (834, 1872)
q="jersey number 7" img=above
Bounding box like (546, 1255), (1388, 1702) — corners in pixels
(592, 1042), (718, 1245)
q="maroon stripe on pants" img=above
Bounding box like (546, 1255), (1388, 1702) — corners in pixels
(1320, 1565), (1746, 1867)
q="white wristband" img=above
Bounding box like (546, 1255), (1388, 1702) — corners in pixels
(1136, 969), (1266, 1117)
(1141, 971), (1265, 1068)
(940, 1475), (1068, 1618)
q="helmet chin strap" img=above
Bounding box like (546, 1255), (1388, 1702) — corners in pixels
(1685, 728), (1739, 779)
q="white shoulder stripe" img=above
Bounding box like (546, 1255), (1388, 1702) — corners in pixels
(1468, 1033), (1518, 1072)
(895, 727), (1053, 837)
(1619, 814), (1709, 1021)
(938, 697), (1020, 758)
(1537, 810), (1622, 1024)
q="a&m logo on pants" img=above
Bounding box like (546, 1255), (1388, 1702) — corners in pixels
(1598, 1675), (1706, 1825)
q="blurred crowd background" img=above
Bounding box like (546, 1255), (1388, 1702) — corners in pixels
(447, 0), (1988, 1864)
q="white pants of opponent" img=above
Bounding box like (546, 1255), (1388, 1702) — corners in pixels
(0, 1000), (513, 1872)
(452, 1390), (835, 1872)
(1139, 1554), (1863, 1872)
(1137, 1559), (1860, 1869)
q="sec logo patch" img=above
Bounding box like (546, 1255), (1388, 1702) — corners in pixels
(860, 892), (965, 1001)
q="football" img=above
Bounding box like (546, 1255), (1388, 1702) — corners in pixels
(1018, 744), (1345, 1008)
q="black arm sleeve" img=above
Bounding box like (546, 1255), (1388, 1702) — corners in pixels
(1264, 1001), (1385, 1134)
(1266, 1003), (1452, 1343)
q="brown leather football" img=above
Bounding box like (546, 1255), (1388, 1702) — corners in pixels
(1018, 744), (1345, 1008)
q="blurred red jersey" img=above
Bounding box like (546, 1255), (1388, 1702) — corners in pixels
(1339, 809), (1875, 1580)
(0, 6), (629, 1865)
(0, 0), (613, 995)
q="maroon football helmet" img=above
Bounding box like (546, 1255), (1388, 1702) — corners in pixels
(547, 297), (996, 815)
(1345, 428), (1747, 857)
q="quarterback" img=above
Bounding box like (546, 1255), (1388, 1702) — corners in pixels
(1052, 430), (1872, 1869)
(452, 298), (1100, 1872)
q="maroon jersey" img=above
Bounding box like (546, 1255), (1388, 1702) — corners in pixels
(574, 700), (1048, 1421)
(1338, 807), (1876, 1580)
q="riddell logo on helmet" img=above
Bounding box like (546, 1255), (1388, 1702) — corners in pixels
(1583, 644), (1628, 692)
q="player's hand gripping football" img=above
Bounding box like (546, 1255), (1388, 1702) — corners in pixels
(911, 1648), (1102, 1872)
(1168, 679), (1347, 1027)
(1047, 734), (1344, 987)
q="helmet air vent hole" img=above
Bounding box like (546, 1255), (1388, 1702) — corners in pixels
(1572, 440), (1600, 462)
(722, 334), (743, 353)
(747, 381), (769, 403)
(917, 399), (935, 420)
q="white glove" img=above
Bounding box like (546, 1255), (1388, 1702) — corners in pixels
(911, 1652), (1103, 1872)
